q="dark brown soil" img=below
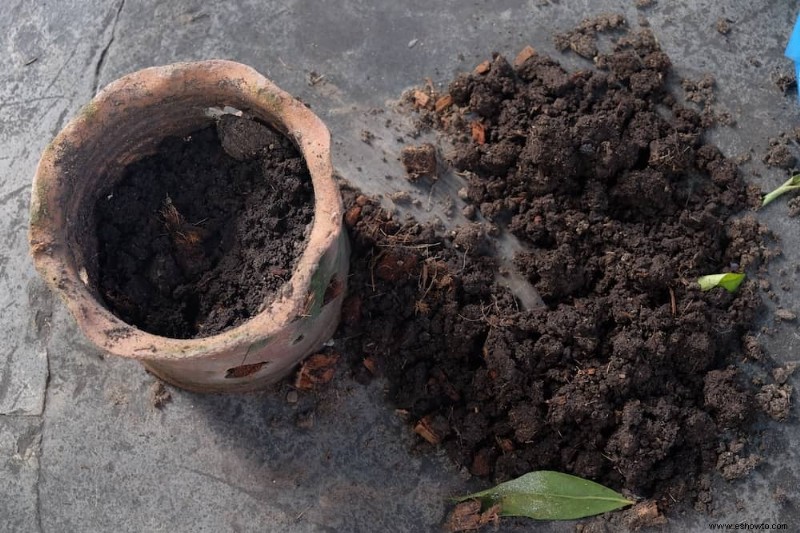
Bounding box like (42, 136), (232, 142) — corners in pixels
(341, 25), (780, 518)
(553, 13), (626, 59)
(149, 380), (172, 409)
(95, 116), (313, 338)
(764, 133), (798, 170)
(715, 18), (733, 36)
(774, 71), (797, 95)
(401, 143), (439, 181)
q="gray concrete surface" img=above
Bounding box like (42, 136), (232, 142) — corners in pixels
(3, 0), (800, 531)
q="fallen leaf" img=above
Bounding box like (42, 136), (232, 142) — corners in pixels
(697, 272), (745, 293)
(455, 470), (633, 520)
(762, 174), (800, 207)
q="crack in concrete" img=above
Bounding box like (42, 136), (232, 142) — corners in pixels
(22, 413), (46, 533)
(0, 345), (19, 409)
(27, 347), (49, 533)
(91, 0), (125, 96)
(178, 465), (317, 527)
(1, 413), (45, 531)
(34, 420), (44, 533)
(0, 95), (67, 109)
(33, 314), (52, 533)
(16, 281), (55, 531)
(0, 185), (28, 207)
(43, 43), (80, 95)
(179, 465), (268, 503)
(49, 108), (70, 141)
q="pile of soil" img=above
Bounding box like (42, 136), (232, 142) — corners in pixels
(340, 24), (780, 518)
(95, 116), (314, 338)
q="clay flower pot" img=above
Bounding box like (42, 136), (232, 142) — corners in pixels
(29, 60), (349, 392)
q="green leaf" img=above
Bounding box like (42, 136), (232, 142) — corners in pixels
(762, 174), (800, 207)
(455, 471), (633, 521)
(697, 272), (745, 293)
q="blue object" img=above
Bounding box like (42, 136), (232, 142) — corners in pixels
(786, 14), (800, 97)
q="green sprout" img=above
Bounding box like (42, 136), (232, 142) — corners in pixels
(762, 174), (800, 207)
(454, 471), (633, 521)
(697, 273), (746, 293)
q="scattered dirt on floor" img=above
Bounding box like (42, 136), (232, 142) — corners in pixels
(149, 380), (172, 409)
(340, 21), (784, 527)
(715, 18), (733, 36)
(553, 13), (626, 59)
(401, 143), (439, 181)
(756, 382), (792, 421)
(95, 116), (313, 338)
(763, 134), (797, 169)
(682, 74), (716, 106)
(773, 71), (797, 95)
(446, 500), (500, 532)
(680, 74), (735, 127)
(787, 196), (800, 217)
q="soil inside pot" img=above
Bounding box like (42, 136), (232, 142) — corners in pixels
(340, 24), (779, 520)
(95, 115), (314, 339)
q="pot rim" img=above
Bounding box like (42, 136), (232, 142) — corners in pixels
(29, 59), (343, 362)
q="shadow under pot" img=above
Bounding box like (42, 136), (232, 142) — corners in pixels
(29, 60), (349, 393)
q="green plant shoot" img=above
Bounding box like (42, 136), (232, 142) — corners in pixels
(762, 174), (800, 207)
(454, 471), (634, 521)
(697, 273), (746, 293)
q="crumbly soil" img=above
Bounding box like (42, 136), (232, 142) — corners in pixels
(763, 132), (799, 170)
(95, 116), (313, 338)
(340, 23), (781, 521)
(401, 143), (439, 181)
(774, 71), (797, 95)
(149, 380), (172, 409)
(553, 13), (626, 59)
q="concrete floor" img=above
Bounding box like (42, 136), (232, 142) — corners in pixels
(3, 0), (800, 531)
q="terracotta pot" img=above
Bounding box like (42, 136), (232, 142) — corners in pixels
(29, 60), (349, 392)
